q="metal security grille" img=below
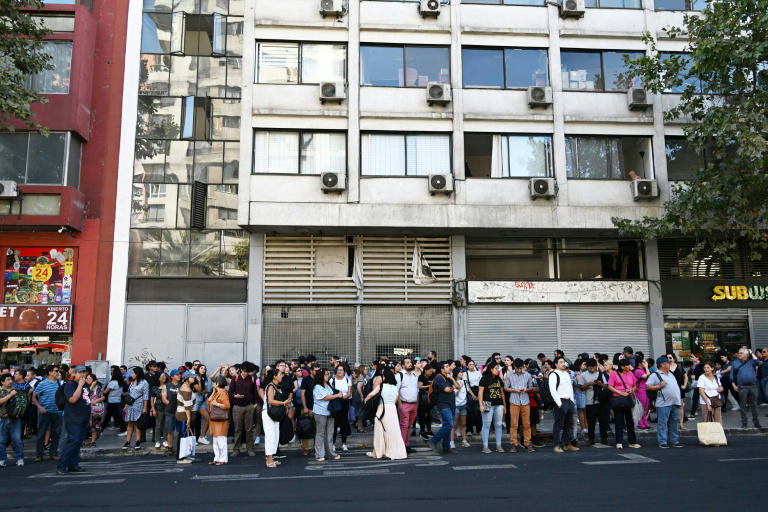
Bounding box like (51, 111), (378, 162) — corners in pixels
(262, 305), (356, 367)
(466, 305), (558, 362)
(360, 305), (452, 364)
(559, 304), (650, 358)
(751, 310), (768, 348)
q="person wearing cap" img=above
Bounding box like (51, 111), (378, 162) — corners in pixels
(162, 369), (181, 453)
(646, 356), (683, 449)
(56, 366), (90, 475)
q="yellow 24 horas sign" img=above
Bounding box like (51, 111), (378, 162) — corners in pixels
(711, 285), (768, 301)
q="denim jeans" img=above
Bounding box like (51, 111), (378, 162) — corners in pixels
(481, 404), (504, 449)
(737, 385), (761, 427)
(656, 405), (680, 447)
(760, 377), (768, 404)
(57, 420), (87, 471)
(0, 417), (24, 463)
(36, 412), (62, 457)
(552, 399), (575, 447)
(431, 406), (455, 449)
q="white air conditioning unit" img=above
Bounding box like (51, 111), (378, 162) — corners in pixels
(321, 172), (346, 192)
(319, 0), (346, 17)
(527, 86), (552, 108)
(419, 0), (441, 17)
(428, 174), (453, 195)
(0, 180), (19, 198)
(529, 177), (557, 199)
(559, 0), (585, 18)
(631, 179), (659, 200)
(319, 81), (346, 103)
(627, 88), (652, 111)
(426, 82), (451, 105)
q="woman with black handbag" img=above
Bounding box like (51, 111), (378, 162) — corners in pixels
(697, 362), (724, 424)
(607, 359), (641, 449)
(263, 364), (291, 468)
(123, 367), (149, 450)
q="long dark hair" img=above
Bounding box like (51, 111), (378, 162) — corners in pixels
(110, 366), (123, 383)
(382, 368), (397, 386)
(132, 367), (145, 383)
(483, 360), (500, 378)
(313, 368), (330, 386)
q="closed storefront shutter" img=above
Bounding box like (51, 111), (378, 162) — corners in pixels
(664, 308), (748, 321)
(750, 310), (768, 347)
(466, 305), (557, 362)
(559, 304), (649, 359)
(262, 305), (356, 366)
(360, 305), (452, 364)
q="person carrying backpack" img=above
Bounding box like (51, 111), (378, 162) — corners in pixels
(0, 373), (25, 467)
(550, 357), (579, 454)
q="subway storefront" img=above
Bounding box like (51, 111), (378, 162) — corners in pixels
(1, 247), (76, 367)
(662, 280), (768, 362)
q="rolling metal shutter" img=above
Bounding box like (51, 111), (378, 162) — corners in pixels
(360, 305), (452, 364)
(750, 310), (768, 347)
(466, 305), (557, 363)
(559, 304), (649, 359)
(262, 305), (356, 366)
(663, 308), (748, 320)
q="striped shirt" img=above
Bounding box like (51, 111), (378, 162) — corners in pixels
(34, 379), (61, 415)
(504, 371), (533, 406)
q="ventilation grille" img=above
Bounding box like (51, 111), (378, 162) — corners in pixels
(532, 179), (549, 194)
(428, 84), (445, 99)
(321, 83), (336, 97)
(565, 0), (578, 8)
(632, 88), (647, 103)
(530, 87), (546, 102)
(191, 181), (207, 229)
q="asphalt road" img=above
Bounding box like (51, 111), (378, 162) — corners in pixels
(4, 435), (766, 510)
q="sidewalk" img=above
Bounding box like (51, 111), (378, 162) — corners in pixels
(18, 404), (767, 459)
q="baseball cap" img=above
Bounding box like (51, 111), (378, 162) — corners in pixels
(182, 370), (195, 379)
(656, 356), (669, 366)
(74, 365), (87, 372)
(169, 369), (180, 377)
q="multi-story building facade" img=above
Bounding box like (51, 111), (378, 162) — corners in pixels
(0, 0), (131, 367)
(109, 0), (767, 369)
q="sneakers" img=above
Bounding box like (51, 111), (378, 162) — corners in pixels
(122, 442), (130, 450)
(117, 431), (127, 437)
(419, 432), (431, 440)
(342, 444), (348, 452)
(177, 458), (192, 464)
(449, 441), (456, 449)
(496, 446), (505, 453)
(592, 443), (610, 448)
(508, 445), (518, 453)
(315, 457), (325, 462)
(135, 443), (142, 450)
(553, 446), (564, 453)
(616, 443), (623, 449)
(197, 437), (210, 446)
(290, 435), (298, 444)
(564, 444), (580, 452)
(628, 443), (641, 449)
(481, 447), (492, 454)
(687, 415), (696, 420)
(155, 442), (161, 449)
(659, 444), (669, 449)
(332, 454), (341, 460)
(253, 436), (261, 445)
(0, 461), (5, 467)
(672, 443), (684, 448)
(525, 445), (534, 453)
(247, 450), (256, 457)
(16, 460), (24, 467)
(162, 441), (169, 448)
(461, 439), (471, 448)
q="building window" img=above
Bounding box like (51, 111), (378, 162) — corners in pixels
(556, 239), (644, 280)
(26, 41), (72, 94)
(462, 47), (548, 88)
(461, 0), (546, 5)
(252, 131), (346, 175)
(466, 239), (552, 280)
(464, 133), (553, 178)
(361, 133), (451, 176)
(565, 136), (652, 180)
(360, 45), (450, 87)
(655, 0), (707, 11)
(665, 136), (705, 181)
(256, 42), (346, 84)
(660, 53), (707, 94)
(0, 132), (81, 187)
(585, 0), (641, 7)
(561, 50), (644, 91)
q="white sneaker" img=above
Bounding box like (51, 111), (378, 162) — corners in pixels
(461, 439), (471, 448)
(616, 443), (623, 449)
(342, 444), (348, 452)
(0, 461), (5, 467)
(177, 458), (192, 464)
(16, 460), (24, 467)
(117, 432), (127, 437)
(162, 441), (169, 448)
(290, 435), (298, 444)
(253, 436), (261, 445)
(450, 441), (456, 449)
(154, 442), (161, 449)
(198, 437), (210, 445)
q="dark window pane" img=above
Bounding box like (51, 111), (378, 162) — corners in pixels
(503, 0), (545, 4)
(505, 48), (549, 88)
(466, 239), (551, 280)
(560, 51), (602, 91)
(566, 136), (616, 179)
(464, 133), (493, 178)
(661, 53), (699, 93)
(404, 46), (449, 87)
(462, 48), (503, 88)
(67, 136), (82, 188)
(141, 13), (172, 53)
(360, 45), (402, 86)
(27, 133), (66, 184)
(0, 134), (28, 183)
(602, 51), (644, 90)
(557, 240), (642, 279)
(666, 136), (704, 181)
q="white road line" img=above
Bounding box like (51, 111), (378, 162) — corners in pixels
(582, 453), (659, 465)
(718, 457), (768, 462)
(323, 469), (392, 476)
(453, 464), (518, 471)
(54, 479), (125, 486)
(191, 473), (261, 481)
(192, 472), (405, 482)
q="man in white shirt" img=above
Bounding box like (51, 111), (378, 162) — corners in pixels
(550, 357), (579, 453)
(397, 358), (419, 453)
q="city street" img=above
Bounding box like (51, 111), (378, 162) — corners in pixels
(4, 435), (766, 510)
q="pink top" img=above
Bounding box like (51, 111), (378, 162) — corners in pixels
(608, 370), (638, 397)
(633, 368), (648, 392)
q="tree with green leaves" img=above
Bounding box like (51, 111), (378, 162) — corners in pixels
(613, 0), (768, 264)
(0, 0), (52, 131)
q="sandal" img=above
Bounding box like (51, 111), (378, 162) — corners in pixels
(208, 461), (216, 465)
(266, 462), (278, 468)
(215, 462), (226, 466)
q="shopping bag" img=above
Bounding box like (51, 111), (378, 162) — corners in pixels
(631, 399), (644, 426)
(697, 413), (727, 446)
(179, 435), (197, 458)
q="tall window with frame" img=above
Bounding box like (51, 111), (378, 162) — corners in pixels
(0, 132), (81, 187)
(655, 0), (707, 11)
(26, 41), (73, 94)
(565, 136), (653, 179)
(665, 136), (705, 181)
(560, 50), (644, 91)
(584, 0), (642, 8)
(464, 133), (553, 178)
(361, 133), (451, 176)
(462, 47), (548, 88)
(256, 42), (346, 84)
(360, 45), (450, 87)
(252, 131), (346, 175)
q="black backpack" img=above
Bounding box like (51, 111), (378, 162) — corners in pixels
(55, 382), (68, 411)
(539, 372), (559, 409)
(296, 414), (315, 439)
(646, 371), (661, 402)
(362, 378), (383, 422)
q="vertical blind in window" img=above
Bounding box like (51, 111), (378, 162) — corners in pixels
(405, 135), (450, 176)
(253, 131), (346, 174)
(361, 134), (451, 176)
(257, 43), (299, 83)
(253, 131), (299, 173)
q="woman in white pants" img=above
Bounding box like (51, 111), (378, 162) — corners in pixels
(262, 366), (290, 468)
(207, 376), (230, 465)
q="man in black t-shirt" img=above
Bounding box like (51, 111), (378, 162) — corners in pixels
(57, 366), (90, 475)
(428, 362), (459, 454)
(418, 365), (436, 439)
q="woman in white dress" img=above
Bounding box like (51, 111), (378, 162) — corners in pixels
(365, 366), (407, 460)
